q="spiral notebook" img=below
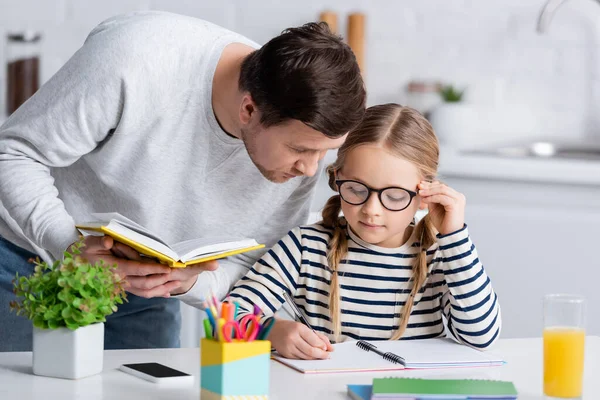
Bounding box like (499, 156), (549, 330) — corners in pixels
(272, 338), (505, 374)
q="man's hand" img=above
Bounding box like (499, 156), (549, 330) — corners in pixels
(268, 319), (333, 360)
(168, 263), (218, 295)
(72, 236), (218, 298)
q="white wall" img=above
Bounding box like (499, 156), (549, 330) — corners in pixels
(2, 0), (600, 141)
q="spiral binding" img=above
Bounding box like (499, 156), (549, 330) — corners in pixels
(356, 340), (406, 367)
(356, 340), (375, 352)
(382, 351), (405, 364)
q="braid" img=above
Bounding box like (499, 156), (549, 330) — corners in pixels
(321, 194), (348, 341)
(389, 214), (437, 340)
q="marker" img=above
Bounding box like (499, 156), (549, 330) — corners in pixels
(253, 304), (262, 316)
(217, 318), (226, 342)
(221, 303), (230, 320)
(233, 301), (240, 320)
(258, 317), (275, 340)
(210, 289), (220, 314)
(203, 318), (213, 340)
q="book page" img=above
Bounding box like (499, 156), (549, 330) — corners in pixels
(172, 237), (259, 262)
(105, 222), (179, 261)
(91, 212), (171, 247)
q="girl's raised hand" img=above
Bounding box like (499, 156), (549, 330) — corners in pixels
(418, 181), (466, 235)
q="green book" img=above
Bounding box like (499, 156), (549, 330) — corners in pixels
(372, 378), (518, 398)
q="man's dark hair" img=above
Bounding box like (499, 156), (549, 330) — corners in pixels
(239, 22), (366, 139)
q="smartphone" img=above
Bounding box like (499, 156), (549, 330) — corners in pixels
(119, 362), (194, 385)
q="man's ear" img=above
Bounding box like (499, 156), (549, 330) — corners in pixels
(239, 93), (258, 125)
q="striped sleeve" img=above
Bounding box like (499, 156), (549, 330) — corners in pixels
(432, 225), (502, 350)
(228, 227), (304, 320)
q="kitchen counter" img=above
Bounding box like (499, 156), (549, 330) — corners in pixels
(439, 145), (600, 187)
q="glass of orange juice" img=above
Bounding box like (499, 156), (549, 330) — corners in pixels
(543, 294), (585, 399)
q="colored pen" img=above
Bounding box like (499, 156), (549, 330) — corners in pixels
(257, 317), (275, 340)
(204, 302), (217, 335)
(204, 301), (217, 321)
(209, 304), (218, 322)
(217, 318), (226, 342)
(221, 303), (230, 320)
(233, 301), (239, 320)
(210, 289), (220, 314)
(203, 318), (213, 340)
(230, 302), (236, 320)
(253, 304), (262, 316)
(228, 302), (238, 338)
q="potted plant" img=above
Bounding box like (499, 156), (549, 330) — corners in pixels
(439, 85), (465, 103)
(427, 84), (477, 148)
(10, 239), (127, 379)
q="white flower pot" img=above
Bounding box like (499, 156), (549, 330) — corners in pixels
(32, 322), (104, 379)
(428, 103), (479, 148)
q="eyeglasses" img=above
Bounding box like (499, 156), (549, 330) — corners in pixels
(335, 180), (417, 212)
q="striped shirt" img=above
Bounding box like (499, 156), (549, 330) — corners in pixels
(229, 222), (501, 349)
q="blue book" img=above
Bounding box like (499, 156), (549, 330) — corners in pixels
(347, 384), (372, 400)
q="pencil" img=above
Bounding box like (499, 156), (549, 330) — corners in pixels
(282, 290), (316, 334)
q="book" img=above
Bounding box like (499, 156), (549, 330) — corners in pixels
(272, 338), (505, 374)
(371, 377), (518, 399)
(347, 384), (373, 400)
(76, 212), (265, 268)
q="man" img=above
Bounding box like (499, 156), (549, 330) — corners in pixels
(0, 11), (365, 351)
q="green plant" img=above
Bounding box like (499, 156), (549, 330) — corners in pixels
(439, 85), (465, 103)
(10, 239), (127, 330)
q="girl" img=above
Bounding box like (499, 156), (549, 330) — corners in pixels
(228, 104), (501, 360)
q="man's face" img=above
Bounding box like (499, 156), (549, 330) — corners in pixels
(241, 119), (347, 183)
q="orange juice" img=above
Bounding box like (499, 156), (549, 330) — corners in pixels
(544, 327), (585, 398)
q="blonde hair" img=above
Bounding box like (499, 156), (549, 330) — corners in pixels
(321, 103), (439, 341)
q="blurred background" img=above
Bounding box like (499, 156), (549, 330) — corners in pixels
(1, 0), (599, 346)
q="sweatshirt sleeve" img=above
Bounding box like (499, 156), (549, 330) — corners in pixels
(432, 225), (501, 349)
(228, 227), (305, 319)
(0, 27), (127, 261)
(175, 169), (320, 308)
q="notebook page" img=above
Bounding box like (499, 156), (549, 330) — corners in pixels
(373, 338), (504, 368)
(273, 341), (402, 374)
(272, 338), (504, 374)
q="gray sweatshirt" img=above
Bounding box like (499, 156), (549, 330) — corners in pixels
(0, 11), (320, 306)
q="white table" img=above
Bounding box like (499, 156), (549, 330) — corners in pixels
(1, 337), (598, 399)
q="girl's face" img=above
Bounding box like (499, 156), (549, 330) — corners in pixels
(336, 144), (422, 248)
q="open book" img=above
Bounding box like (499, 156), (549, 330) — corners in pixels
(273, 338), (505, 374)
(76, 212), (265, 268)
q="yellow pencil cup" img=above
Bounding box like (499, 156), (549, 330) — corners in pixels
(200, 338), (271, 400)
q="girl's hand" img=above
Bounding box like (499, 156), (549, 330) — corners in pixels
(418, 181), (466, 235)
(268, 319), (333, 360)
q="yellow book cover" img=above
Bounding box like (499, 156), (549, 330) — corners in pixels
(76, 212), (265, 268)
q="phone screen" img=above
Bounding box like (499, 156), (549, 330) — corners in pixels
(122, 362), (190, 378)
